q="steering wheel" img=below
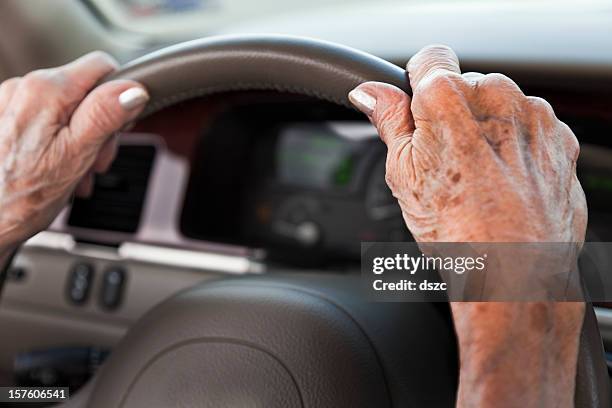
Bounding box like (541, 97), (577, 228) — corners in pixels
(63, 35), (608, 408)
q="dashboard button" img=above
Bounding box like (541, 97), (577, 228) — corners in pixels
(6, 266), (27, 282)
(100, 267), (126, 310)
(67, 263), (94, 305)
(295, 221), (320, 246)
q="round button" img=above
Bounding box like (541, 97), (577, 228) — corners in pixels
(295, 221), (320, 246)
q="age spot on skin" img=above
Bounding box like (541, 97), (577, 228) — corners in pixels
(26, 189), (44, 206)
(450, 196), (462, 206)
(421, 229), (438, 241)
(474, 303), (490, 314)
(529, 303), (554, 333)
(451, 172), (461, 183)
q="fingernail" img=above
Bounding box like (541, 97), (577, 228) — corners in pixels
(119, 87), (149, 110)
(348, 88), (376, 116)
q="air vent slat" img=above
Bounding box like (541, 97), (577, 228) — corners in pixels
(67, 145), (156, 234)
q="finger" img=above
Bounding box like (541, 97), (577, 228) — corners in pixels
(75, 171), (94, 198)
(92, 133), (118, 173)
(66, 80), (148, 152)
(56, 51), (119, 103)
(348, 81), (414, 146)
(407, 44), (461, 92)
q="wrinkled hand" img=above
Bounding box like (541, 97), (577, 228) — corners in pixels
(349, 45), (587, 244)
(350, 45), (587, 408)
(0, 52), (148, 248)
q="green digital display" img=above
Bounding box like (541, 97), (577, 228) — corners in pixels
(277, 125), (359, 189)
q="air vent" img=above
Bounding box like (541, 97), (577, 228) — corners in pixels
(68, 145), (156, 233)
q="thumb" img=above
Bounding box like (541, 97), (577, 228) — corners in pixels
(348, 81), (415, 146)
(67, 79), (149, 149)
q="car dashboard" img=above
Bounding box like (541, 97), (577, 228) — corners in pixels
(2, 79), (612, 390)
(47, 94), (406, 271)
(1, 0), (612, 395)
(56, 87), (612, 264)
(179, 98), (408, 266)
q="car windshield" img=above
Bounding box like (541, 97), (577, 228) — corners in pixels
(88, 0), (549, 37)
(91, 0), (367, 35)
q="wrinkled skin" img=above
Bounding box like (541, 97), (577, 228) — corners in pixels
(351, 49), (587, 244)
(349, 45), (587, 407)
(0, 52), (148, 251)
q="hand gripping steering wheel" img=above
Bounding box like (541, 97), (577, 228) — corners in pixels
(62, 35), (607, 408)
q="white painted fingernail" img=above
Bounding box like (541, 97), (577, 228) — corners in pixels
(348, 88), (376, 116)
(118, 87), (149, 110)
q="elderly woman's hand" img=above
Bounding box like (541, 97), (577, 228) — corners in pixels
(349, 45), (586, 408)
(0, 52), (148, 251)
(349, 45), (586, 245)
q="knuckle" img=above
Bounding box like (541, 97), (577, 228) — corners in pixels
(480, 73), (523, 95)
(21, 70), (61, 95)
(482, 72), (513, 85)
(88, 50), (114, 64)
(525, 96), (556, 118)
(570, 138), (580, 163)
(80, 50), (118, 72)
(420, 72), (458, 92)
(412, 73), (467, 116)
(558, 121), (580, 162)
(417, 72), (464, 101)
(0, 76), (21, 92)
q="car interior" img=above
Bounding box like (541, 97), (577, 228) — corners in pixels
(0, 0), (611, 406)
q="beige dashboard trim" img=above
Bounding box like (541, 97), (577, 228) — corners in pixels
(25, 231), (264, 275)
(118, 242), (264, 274)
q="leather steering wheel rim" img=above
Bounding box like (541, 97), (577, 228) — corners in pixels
(107, 34), (409, 116)
(97, 34), (609, 407)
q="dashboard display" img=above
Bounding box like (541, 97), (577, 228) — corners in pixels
(277, 126), (352, 189)
(180, 99), (410, 264)
(276, 123), (373, 190)
(68, 145), (156, 233)
(245, 121), (407, 259)
(179, 100), (612, 266)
